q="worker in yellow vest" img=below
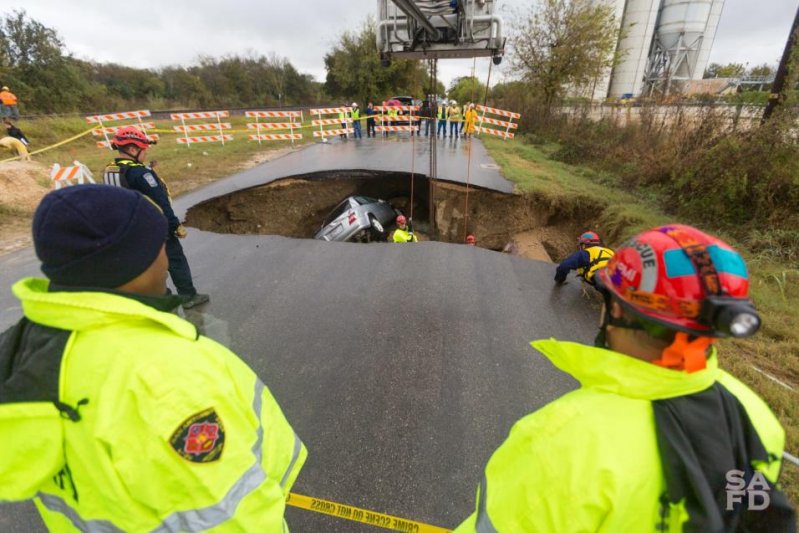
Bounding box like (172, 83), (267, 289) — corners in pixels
(447, 100), (462, 139)
(456, 224), (794, 532)
(554, 231), (614, 287)
(436, 100), (447, 138)
(351, 102), (362, 139)
(0, 185), (306, 531)
(392, 214), (417, 243)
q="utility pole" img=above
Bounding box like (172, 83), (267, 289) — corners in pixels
(763, 4), (799, 121)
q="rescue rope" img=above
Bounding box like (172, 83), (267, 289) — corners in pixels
(462, 57), (479, 242)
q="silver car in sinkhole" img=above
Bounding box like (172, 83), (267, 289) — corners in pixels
(314, 195), (401, 242)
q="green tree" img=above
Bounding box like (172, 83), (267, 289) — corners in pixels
(324, 19), (428, 104)
(447, 76), (487, 106)
(509, 0), (620, 107)
(747, 63), (775, 78)
(703, 62), (746, 79)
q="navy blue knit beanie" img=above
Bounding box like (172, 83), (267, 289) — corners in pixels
(33, 185), (168, 288)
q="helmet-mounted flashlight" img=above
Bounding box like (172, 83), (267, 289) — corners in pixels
(699, 297), (761, 338)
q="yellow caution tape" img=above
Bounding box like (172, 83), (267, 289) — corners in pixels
(0, 126), (96, 164)
(286, 492), (452, 533)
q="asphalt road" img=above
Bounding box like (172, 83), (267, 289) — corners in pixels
(0, 137), (599, 532)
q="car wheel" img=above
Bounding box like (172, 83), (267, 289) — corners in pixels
(369, 216), (386, 241)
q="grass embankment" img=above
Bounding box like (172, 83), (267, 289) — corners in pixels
(0, 115), (316, 239)
(483, 136), (799, 504)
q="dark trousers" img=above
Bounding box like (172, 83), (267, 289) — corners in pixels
(353, 121), (362, 138)
(166, 235), (197, 296)
(367, 120), (376, 137)
(424, 119), (434, 136)
(437, 120), (447, 137)
(450, 121), (459, 138)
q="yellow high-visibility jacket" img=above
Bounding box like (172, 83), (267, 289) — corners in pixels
(455, 339), (787, 532)
(393, 228), (418, 243)
(1, 278), (306, 531)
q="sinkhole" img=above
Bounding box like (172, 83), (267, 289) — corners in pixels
(184, 170), (582, 262)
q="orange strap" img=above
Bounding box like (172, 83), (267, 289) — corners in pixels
(653, 332), (713, 373)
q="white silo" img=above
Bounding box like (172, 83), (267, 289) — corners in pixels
(607, 0), (661, 98)
(644, 0), (725, 93)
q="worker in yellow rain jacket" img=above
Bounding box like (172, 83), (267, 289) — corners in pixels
(0, 185), (306, 531)
(392, 214), (417, 243)
(456, 224), (795, 532)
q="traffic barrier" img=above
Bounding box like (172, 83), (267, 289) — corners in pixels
(50, 161), (95, 190)
(176, 135), (234, 145)
(85, 109), (154, 150)
(91, 123), (156, 135)
(310, 107), (353, 141)
(475, 104), (521, 140)
(249, 133), (303, 141)
(174, 123), (232, 133)
(246, 110), (303, 145)
(375, 105), (420, 135)
(171, 111), (231, 147)
(376, 124), (416, 133)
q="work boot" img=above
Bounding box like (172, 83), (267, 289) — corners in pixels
(182, 293), (210, 309)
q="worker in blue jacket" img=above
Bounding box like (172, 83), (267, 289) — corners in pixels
(554, 231), (614, 287)
(102, 126), (209, 309)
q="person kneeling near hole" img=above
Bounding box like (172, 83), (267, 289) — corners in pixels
(554, 230), (614, 288)
(455, 224), (795, 532)
(392, 215), (417, 243)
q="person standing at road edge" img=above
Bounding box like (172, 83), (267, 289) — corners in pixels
(102, 126), (209, 309)
(0, 86), (19, 119)
(351, 102), (362, 139)
(366, 102), (377, 138)
(0, 185), (307, 531)
(455, 224), (795, 532)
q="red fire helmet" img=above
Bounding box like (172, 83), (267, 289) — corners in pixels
(111, 126), (155, 150)
(595, 224), (759, 338)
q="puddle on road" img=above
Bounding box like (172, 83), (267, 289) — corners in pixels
(185, 170), (583, 262)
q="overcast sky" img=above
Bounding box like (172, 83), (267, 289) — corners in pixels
(5, 0), (796, 89)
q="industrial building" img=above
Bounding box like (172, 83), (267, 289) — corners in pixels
(597, 0), (725, 99)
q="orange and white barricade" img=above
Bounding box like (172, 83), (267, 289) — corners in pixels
(310, 107), (353, 141)
(50, 161), (95, 190)
(475, 104), (520, 140)
(86, 110), (158, 149)
(171, 111), (232, 147)
(374, 105), (419, 134)
(246, 110), (303, 145)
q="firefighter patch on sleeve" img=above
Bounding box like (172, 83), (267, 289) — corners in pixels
(169, 408), (225, 463)
(143, 172), (158, 187)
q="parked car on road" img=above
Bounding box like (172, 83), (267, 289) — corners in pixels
(314, 196), (400, 242)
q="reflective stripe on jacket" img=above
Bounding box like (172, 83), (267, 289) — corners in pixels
(578, 245), (614, 282)
(393, 228), (417, 243)
(454, 339), (786, 533)
(6, 278), (306, 531)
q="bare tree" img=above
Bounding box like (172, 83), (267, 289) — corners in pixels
(509, 0), (620, 107)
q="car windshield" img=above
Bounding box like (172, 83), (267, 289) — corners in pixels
(322, 199), (352, 227)
(353, 196), (378, 206)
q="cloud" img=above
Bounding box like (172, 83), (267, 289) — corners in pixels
(7, 0), (792, 88)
